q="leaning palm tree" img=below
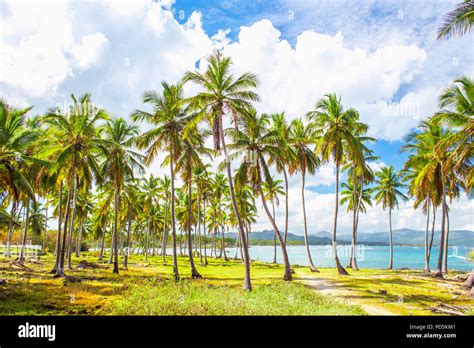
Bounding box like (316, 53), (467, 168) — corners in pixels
(288, 118), (320, 272)
(262, 176), (284, 264)
(184, 51), (260, 291)
(373, 166), (408, 270)
(307, 93), (367, 275)
(132, 81), (189, 282)
(437, 1), (474, 40)
(45, 93), (108, 277)
(101, 118), (144, 274)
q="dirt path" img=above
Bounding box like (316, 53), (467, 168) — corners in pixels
(298, 273), (397, 315)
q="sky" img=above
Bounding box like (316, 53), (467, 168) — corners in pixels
(1, 0), (473, 235)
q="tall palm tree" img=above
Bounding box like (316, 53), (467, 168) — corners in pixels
(184, 51), (260, 291)
(373, 165), (408, 270)
(262, 176), (284, 264)
(268, 112), (294, 244)
(437, 1), (474, 40)
(175, 126), (212, 278)
(157, 176), (171, 264)
(45, 93), (108, 277)
(307, 93), (367, 275)
(228, 111), (293, 280)
(132, 81), (189, 282)
(288, 118), (320, 272)
(101, 118), (144, 274)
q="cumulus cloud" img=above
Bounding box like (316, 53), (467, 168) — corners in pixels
(1, 0), (472, 234)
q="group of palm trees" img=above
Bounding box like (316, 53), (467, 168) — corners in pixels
(1, 1), (473, 291)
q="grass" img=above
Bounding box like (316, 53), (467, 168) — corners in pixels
(0, 252), (364, 316)
(0, 251), (471, 316)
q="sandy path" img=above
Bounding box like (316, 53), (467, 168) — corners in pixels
(298, 273), (397, 316)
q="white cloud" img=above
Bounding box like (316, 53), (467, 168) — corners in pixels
(1, 0), (472, 235)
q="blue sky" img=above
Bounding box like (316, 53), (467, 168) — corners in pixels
(1, 0), (472, 233)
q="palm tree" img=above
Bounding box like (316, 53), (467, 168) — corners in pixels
(101, 118), (144, 274)
(434, 76), (473, 191)
(288, 118), (320, 272)
(339, 181), (373, 270)
(132, 81), (189, 282)
(175, 126), (212, 278)
(0, 99), (38, 257)
(228, 111), (293, 280)
(184, 51), (260, 291)
(437, 1), (474, 40)
(262, 176), (284, 264)
(157, 176), (171, 264)
(307, 93), (367, 275)
(45, 93), (108, 277)
(402, 120), (446, 273)
(373, 165), (408, 270)
(268, 112), (294, 244)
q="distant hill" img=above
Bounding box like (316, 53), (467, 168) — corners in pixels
(226, 228), (474, 247)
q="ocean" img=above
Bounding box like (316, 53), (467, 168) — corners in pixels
(225, 244), (473, 272)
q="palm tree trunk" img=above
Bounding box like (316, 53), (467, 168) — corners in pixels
(51, 183), (63, 272)
(283, 168), (289, 245)
(187, 174), (201, 278)
(75, 224), (82, 257)
(43, 206), (48, 252)
(349, 176), (359, 270)
(424, 199), (431, 273)
(434, 183), (447, 278)
(197, 192), (203, 265)
(112, 185), (120, 274)
(258, 170), (292, 281)
(108, 234), (114, 264)
(301, 172), (318, 272)
(170, 147), (180, 282)
(124, 205), (132, 269)
(272, 200), (277, 264)
(5, 200), (17, 258)
(55, 177), (73, 277)
(19, 198), (30, 263)
(161, 203), (168, 263)
(219, 117), (251, 291)
(428, 205), (436, 261)
(66, 175), (78, 271)
(98, 229), (106, 261)
(333, 162), (348, 275)
(203, 200), (208, 266)
(442, 208), (450, 274)
(388, 207), (393, 270)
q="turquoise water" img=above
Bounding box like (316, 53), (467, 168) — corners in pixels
(226, 245), (473, 272)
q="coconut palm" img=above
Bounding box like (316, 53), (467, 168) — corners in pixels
(175, 126), (212, 278)
(437, 1), (474, 40)
(373, 165), (409, 270)
(101, 118), (144, 274)
(288, 118), (320, 272)
(0, 99), (39, 257)
(268, 112), (294, 244)
(434, 76), (473, 191)
(228, 111), (293, 280)
(132, 81), (190, 282)
(184, 51), (260, 291)
(307, 93), (367, 275)
(262, 176), (284, 264)
(45, 93), (108, 277)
